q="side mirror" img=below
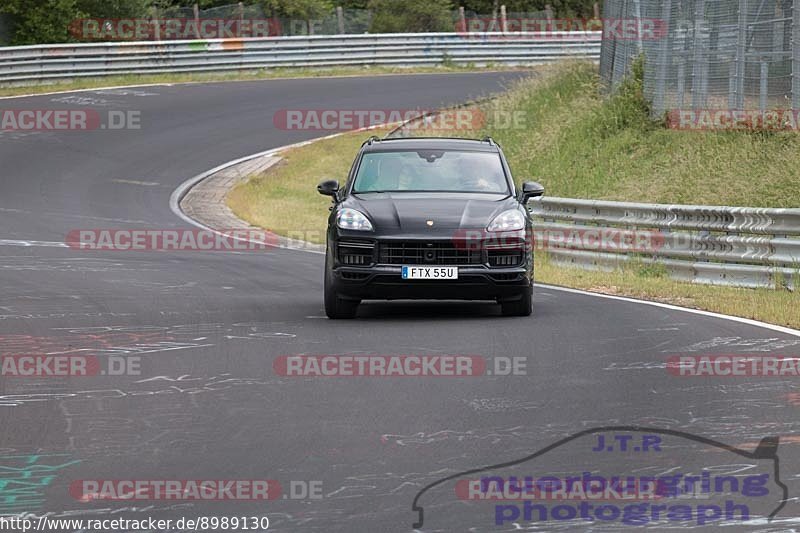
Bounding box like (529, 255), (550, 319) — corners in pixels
(317, 179), (340, 198)
(520, 181), (545, 204)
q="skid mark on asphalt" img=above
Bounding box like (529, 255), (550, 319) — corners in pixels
(0, 375), (285, 406)
(324, 471), (437, 499)
(0, 257), (160, 273)
(637, 324), (687, 332)
(109, 179), (161, 187)
(59, 396), (213, 456)
(0, 330), (196, 357)
(49, 95), (123, 106)
(669, 337), (800, 353)
(0, 312), (133, 321)
(463, 397), (548, 412)
(0, 323), (300, 406)
(92, 89), (159, 97)
(0, 130), (44, 140)
(0, 239), (68, 248)
(34, 502), (194, 521)
(50, 323), (301, 344)
(603, 360), (669, 371)
(54, 386), (283, 457)
(100, 279), (198, 291)
(381, 427), (528, 446)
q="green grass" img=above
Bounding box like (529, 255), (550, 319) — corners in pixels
(227, 61), (800, 328)
(0, 65), (528, 98)
(458, 61), (800, 207)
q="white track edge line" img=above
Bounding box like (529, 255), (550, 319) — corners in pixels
(169, 124), (395, 254)
(537, 283), (800, 337)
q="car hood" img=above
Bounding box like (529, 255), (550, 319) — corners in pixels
(345, 192), (521, 235)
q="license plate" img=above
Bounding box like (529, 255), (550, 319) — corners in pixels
(401, 266), (458, 280)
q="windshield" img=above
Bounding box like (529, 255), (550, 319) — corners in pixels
(353, 149), (510, 194)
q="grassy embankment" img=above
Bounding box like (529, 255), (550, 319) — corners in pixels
(227, 62), (800, 328)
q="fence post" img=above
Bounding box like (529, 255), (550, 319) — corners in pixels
(678, 58), (686, 107)
(545, 4), (554, 32)
(793, 0), (800, 110)
(238, 2), (245, 37)
(735, 0), (748, 109)
(458, 6), (467, 33)
(632, 0), (643, 53)
(598, 0), (614, 91)
(500, 5), (508, 33)
(337, 6), (345, 34)
(654, 0), (673, 113)
(594, 2), (601, 20)
(691, 0), (708, 109)
(193, 4), (201, 39)
(152, 7), (161, 41)
(728, 59), (738, 108)
(760, 59), (769, 112)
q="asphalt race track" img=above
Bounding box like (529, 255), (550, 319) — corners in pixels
(1, 72), (800, 532)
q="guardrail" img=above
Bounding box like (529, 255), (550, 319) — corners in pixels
(529, 197), (800, 290)
(0, 32), (601, 85)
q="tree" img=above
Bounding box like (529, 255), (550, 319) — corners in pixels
(260, 0), (334, 34)
(1, 0), (85, 44)
(0, 0), (155, 44)
(368, 0), (454, 33)
(77, 0), (152, 18)
(458, 1), (597, 17)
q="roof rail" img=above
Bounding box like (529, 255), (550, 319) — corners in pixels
(362, 135), (382, 146)
(481, 136), (495, 145)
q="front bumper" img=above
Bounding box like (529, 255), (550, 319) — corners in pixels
(328, 230), (533, 301)
(331, 264), (532, 301)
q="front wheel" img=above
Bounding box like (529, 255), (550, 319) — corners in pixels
(324, 253), (359, 319)
(500, 288), (532, 317)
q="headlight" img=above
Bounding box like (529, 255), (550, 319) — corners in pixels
(337, 208), (373, 231)
(487, 209), (525, 232)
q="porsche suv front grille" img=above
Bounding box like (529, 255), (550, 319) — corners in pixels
(378, 241), (481, 265)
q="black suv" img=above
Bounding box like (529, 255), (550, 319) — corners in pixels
(317, 136), (544, 319)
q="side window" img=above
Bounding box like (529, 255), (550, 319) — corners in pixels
(344, 152), (364, 194)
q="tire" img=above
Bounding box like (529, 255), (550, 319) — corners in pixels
(500, 288), (532, 317)
(324, 252), (359, 319)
